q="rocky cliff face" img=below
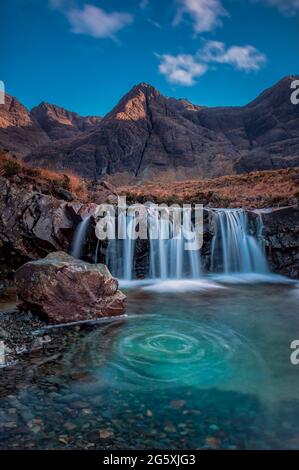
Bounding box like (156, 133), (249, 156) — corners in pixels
(0, 175), (74, 280)
(262, 207), (299, 278)
(0, 94), (50, 157)
(31, 102), (102, 140)
(25, 76), (299, 180)
(0, 174), (97, 282)
(0, 76), (298, 180)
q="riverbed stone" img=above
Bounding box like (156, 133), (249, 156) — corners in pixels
(15, 252), (126, 323)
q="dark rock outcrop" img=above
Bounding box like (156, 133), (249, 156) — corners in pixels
(0, 175), (83, 281)
(15, 252), (126, 323)
(24, 76), (299, 181)
(262, 207), (299, 278)
(0, 174), (119, 281)
(0, 176), (74, 268)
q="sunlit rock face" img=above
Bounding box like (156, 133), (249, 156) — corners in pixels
(31, 102), (102, 140)
(0, 94), (50, 157)
(0, 94), (101, 159)
(15, 252), (126, 323)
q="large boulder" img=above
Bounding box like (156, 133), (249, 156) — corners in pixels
(15, 252), (126, 323)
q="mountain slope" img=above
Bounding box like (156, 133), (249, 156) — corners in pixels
(31, 102), (102, 140)
(0, 94), (50, 157)
(0, 96), (102, 157)
(1, 76), (298, 180)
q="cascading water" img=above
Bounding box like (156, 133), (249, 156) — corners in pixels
(72, 207), (269, 280)
(71, 216), (91, 259)
(104, 211), (139, 280)
(210, 209), (268, 274)
(148, 207), (201, 280)
(105, 207), (201, 280)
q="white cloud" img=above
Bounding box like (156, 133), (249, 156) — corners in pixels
(156, 53), (208, 86)
(258, 0), (299, 15)
(65, 4), (133, 39)
(157, 41), (266, 86)
(200, 40), (267, 71)
(174, 0), (229, 33)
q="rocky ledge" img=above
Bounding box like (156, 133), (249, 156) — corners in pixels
(15, 252), (126, 324)
(262, 207), (299, 278)
(0, 172), (298, 281)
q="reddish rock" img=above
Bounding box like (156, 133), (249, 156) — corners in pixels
(31, 102), (102, 140)
(0, 94), (50, 157)
(15, 252), (126, 323)
(0, 95), (101, 159)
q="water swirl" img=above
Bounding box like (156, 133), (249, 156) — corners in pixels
(80, 316), (246, 388)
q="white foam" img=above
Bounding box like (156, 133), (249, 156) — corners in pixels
(211, 273), (297, 285)
(118, 279), (155, 289)
(119, 274), (297, 291)
(141, 279), (226, 293)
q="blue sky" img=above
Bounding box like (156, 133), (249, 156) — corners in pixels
(1, 0), (298, 116)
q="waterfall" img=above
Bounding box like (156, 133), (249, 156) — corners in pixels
(71, 216), (91, 259)
(148, 207), (201, 280)
(72, 207), (269, 280)
(105, 207), (201, 280)
(210, 209), (268, 274)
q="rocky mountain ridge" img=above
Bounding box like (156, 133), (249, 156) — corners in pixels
(0, 76), (298, 180)
(31, 102), (102, 140)
(0, 94), (102, 157)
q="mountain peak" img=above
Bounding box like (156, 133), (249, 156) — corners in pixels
(2, 77), (299, 180)
(105, 82), (161, 123)
(249, 74), (299, 108)
(31, 102), (102, 140)
(128, 82), (161, 100)
(134, 82), (159, 91)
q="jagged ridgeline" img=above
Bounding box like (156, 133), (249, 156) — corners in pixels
(0, 76), (298, 181)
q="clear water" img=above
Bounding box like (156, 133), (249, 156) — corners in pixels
(1, 277), (299, 449)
